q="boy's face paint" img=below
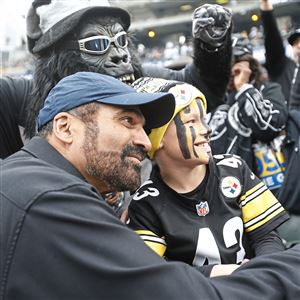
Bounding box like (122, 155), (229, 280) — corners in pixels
(163, 98), (211, 164)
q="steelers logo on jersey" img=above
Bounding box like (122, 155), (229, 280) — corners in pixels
(220, 176), (242, 198)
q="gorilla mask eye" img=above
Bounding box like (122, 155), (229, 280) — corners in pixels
(78, 31), (128, 55)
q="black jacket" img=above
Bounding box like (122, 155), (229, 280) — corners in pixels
(1, 137), (300, 299)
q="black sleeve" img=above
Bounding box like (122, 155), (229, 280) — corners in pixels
(250, 230), (285, 256)
(0, 76), (32, 158)
(7, 183), (300, 299)
(141, 63), (186, 82)
(194, 264), (215, 278)
(192, 27), (232, 112)
(261, 10), (287, 77)
(210, 245), (300, 300)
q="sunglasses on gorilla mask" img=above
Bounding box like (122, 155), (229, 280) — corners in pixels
(78, 31), (128, 55)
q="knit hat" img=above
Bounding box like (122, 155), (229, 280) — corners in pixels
(132, 77), (207, 159)
(26, 0), (131, 54)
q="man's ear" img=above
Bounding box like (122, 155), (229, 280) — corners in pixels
(52, 112), (75, 144)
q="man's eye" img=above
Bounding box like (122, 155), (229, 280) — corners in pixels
(121, 117), (135, 126)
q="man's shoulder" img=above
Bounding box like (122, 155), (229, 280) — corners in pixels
(1, 151), (92, 210)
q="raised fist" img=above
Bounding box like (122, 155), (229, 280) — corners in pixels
(192, 4), (232, 48)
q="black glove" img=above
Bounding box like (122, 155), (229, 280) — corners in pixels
(192, 4), (232, 49)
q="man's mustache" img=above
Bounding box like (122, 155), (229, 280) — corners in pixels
(121, 145), (147, 162)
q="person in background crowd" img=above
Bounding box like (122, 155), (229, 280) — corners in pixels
(260, 0), (300, 108)
(0, 0), (233, 160)
(208, 35), (287, 195)
(1, 71), (299, 300)
(128, 77), (288, 278)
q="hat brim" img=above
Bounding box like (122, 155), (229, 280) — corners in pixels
(32, 6), (130, 53)
(97, 92), (175, 132)
(288, 31), (300, 46)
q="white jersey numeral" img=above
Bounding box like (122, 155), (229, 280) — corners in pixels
(223, 217), (245, 263)
(192, 228), (221, 266)
(217, 156), (242, 168)
(193, 216), (245, 267)
(133, 186), (160, 201)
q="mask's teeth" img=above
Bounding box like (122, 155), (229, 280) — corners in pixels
(117, 74), (135, 84)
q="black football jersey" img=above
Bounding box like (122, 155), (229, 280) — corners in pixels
(128, 154), (289, 267)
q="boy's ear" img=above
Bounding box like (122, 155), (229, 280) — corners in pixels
(158, 139), (164, 150)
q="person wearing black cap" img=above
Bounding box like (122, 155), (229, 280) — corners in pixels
(0, 0), (233, 160)
(1, 71), (300, 300)
(260, 0), (300, 107)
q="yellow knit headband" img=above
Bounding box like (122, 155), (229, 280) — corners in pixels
(133, 78), (207, 159)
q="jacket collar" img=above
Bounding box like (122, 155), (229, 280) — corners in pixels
(22, 136), (85, 181)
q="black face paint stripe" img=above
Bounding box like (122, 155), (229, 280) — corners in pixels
(196, 99), (204, 118)
(174, 114), (191, 159)
(183, 105), (191, 114)
(196, 99), (211, 134)
(189, 126), (199, 158)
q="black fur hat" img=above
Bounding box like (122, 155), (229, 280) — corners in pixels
(26, 0), (131, 54)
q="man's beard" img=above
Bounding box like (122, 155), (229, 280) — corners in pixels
(83, 129), (146, 192)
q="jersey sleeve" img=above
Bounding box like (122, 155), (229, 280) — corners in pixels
(127, 181), (167, 257)
(238, 159), (289, 239)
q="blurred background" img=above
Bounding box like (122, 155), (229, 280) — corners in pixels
(1, 0), (300, 76)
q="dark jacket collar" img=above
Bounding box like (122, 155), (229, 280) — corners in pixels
(22, 136), (85, 181)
